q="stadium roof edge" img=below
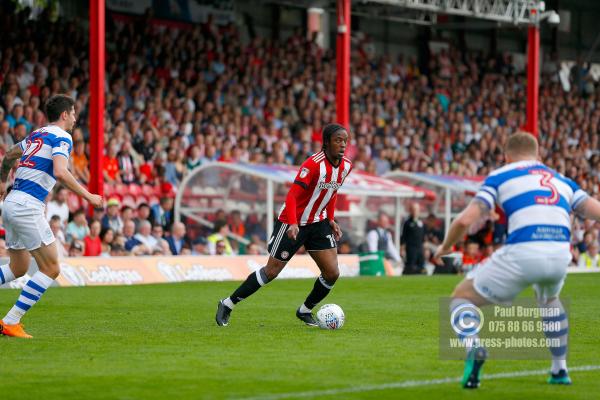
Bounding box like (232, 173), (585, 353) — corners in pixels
(178, 162), (430, 199)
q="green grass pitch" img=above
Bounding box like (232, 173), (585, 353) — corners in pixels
(0, 274), (598, 399)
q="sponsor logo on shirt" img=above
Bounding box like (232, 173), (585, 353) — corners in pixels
(318, 181), (342, 190)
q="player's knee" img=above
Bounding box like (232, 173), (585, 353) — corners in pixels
(264, 261), (285, 280)
(450, 287), (463, 298)
(12, 269), (27, 278)
(264, 267), (279, 281)
(10, 263), (29, 278)
(325, 271), (339, 284)
(451, 280), (473, 299)
(323, 266), (339, 283)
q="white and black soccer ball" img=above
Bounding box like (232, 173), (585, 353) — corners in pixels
(316, 304), (345, 330)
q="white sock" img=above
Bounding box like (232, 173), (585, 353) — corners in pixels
(3, 271), (54, 325)
(223, 297), (235, 309)
(552, 359), (567, 374)
(0, 264), (16, 285)
(299, 304), (312, 314)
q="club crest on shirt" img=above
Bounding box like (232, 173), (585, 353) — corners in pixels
(60, 141), (70, 154)
(299, 168), (310, 179)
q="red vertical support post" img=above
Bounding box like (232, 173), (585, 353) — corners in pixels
(89, 0), (105, 203)
(336, 0), (350, 129)
(335, 0), (352, 213)
(526, 24), (540, 137)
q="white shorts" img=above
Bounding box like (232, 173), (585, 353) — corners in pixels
(467, 243), (571, 304)
(3, 193), (55, 251)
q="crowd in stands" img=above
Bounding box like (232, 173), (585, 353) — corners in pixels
(0, 3), (599, 267)
(18, 184), (268, 258)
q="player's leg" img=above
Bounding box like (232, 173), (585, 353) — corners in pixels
(451, 277), (490, 347)
(455, 255), (532, 388)
(451, 253), (529, 389)
(0, 249), (31, 285)
(538, 295), (570, 384)
(216, 221), (303, 326)
(450, 278), (491, 389)
(1, 202), (31, 284)
(450, 278), (490, 348)
(533, 269), (570, 384)
(296, 220), (339, 325)
(216, 258), (288, 326)
(1, 209), (58, 338)
(304, 248), (339, 308)
(0, 249), (31, 337)
(222, 255), (286, 309)
(452, 278), (491, 306)
(2, 243), (60, 331)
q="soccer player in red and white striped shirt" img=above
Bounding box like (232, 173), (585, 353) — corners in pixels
(216, 124), (352, 326)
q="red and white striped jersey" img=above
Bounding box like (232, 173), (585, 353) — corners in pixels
(278, 151), (353, 226)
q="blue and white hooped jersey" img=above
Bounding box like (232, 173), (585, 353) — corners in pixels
(11, 125), (72, 203)
(475, 160), (588, 246)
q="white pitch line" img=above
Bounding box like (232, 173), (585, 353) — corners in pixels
(234, 365), (600, 400)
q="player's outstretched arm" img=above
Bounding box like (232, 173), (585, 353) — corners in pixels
(435, 198), (489, 258)
(53, 155), (103, 208)
(574, 197), (600, 221)
(0, 144), (23, 198)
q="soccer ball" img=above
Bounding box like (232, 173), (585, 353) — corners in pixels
(316, 304), (345, 330)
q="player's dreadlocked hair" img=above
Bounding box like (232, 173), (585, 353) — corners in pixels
(321, 123), (346, 151)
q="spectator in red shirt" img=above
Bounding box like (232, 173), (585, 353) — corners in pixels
(138, 162), (154, 184)
(229, 210), (246, 237)
(103, 145), (120, 184)
(462, 240), (481, 272)
(84, 220), (102, 257)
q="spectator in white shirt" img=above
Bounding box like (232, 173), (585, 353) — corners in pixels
(366, 212), (401, 263)
(49, 215), (68, 258)
(134, 220), (159, 251)
(46, 186), (69, 227)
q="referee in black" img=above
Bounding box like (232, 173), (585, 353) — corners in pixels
(401, 202), (425, 274)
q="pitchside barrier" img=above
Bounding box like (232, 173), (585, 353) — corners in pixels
(0, 255), (360, 288)
(0, 256), (596, 289)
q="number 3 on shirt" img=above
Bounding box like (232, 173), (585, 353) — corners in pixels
(530, 169), (559, 205)
(18, 138), (44, 168)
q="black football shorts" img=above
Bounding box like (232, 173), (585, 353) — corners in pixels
(267, 219), (337, 262)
